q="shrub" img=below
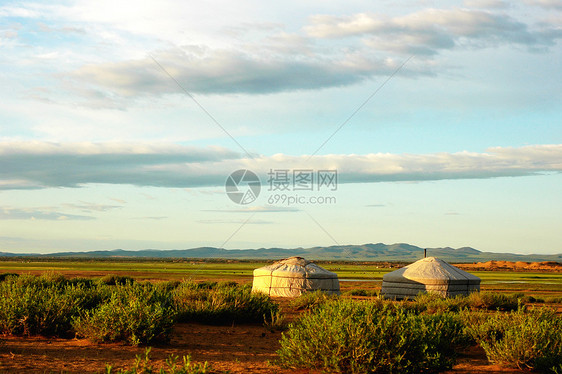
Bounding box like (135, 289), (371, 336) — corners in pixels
(73, 282), (175, 345)
(0, 273), (19, 282)
(410, 292), (524, 313)
(412, 293), (470, 313)
(173, 281), (278, 324)
(345, 289), (378, 297)
(465, 292), (520, 311)
(278, 299), (467, 373)
(264, 310), (288, 331)
(0, 274), (105, 336)
(465, 307), (562, 372)
(106, 348), (211, 374)
(289, 290), (339, 311)
(98, 274), (135, 286)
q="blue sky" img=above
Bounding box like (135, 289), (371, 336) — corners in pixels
(0, 0), (560, 255)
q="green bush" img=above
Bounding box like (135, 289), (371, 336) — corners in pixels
(0, 274), (106, 336)
(344, 289), (378, 297)
(278, 299), (467, 373)
(73, 282), (175, 345)
(173, 281), (278, 324)
(0, 273), (19, 282)
(464, 292), (520, 311)
(106, 348), (211, 374)
(98, 274), (136, 286)
(465, 307), (562, 372)
(289, 290), (339, 311)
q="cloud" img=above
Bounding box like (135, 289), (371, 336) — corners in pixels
(37, 22), (86, 35)
(68, 46), (411, 98)
(523, 0), (562, 10)
(0, 141), (241, 189)
(0, 142), (560, 190)
(463, 0), (510, 9)
(305, 8), (561, 55)
(61, 201), (122, 212)
(196, 219), (273, 224)
(203, 206), (300, 213)
(0, 207), (94, 221)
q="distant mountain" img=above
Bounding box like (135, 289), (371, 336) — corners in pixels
(0, 243), (560, 263)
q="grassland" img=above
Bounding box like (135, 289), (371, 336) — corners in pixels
(1, 258), (560, 297)
(1, 262), (561, 374)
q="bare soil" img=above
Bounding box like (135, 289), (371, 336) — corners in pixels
(456, 260), (562, 272)
(0, 300), (530, 374)
(0, 323), (528, 374)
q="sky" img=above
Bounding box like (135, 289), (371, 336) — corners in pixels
(0, 0), (561, 255)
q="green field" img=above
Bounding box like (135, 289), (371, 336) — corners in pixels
(1, 259), (561, 297)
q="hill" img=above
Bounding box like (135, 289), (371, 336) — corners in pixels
(1, 243), (560, 263)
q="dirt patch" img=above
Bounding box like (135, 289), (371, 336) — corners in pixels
(444, 345), (526, 374)
(0, 323), (320, 374)
(456, 260), (562, 272)
(0, 321), (529, 374)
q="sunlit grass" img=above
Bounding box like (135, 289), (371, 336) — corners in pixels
(1, 260), (560, 296)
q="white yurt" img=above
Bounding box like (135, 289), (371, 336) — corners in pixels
(381, 257), (480, 299)
(252, 256), (340, 297)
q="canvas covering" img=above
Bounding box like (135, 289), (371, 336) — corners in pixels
(252, 256), (340, 297)
(381, 257), (480, 299)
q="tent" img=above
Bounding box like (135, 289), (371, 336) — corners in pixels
(381, 257), (480, 299)
(252, 256), (340, 297)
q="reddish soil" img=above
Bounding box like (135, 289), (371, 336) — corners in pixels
(0, 300), (530, 374)
(456, 260), (562, 272)
(0, 324), (528, 374)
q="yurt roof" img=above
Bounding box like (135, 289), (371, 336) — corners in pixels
(254, 256), (338, 279)
(383, 257), (480, 285)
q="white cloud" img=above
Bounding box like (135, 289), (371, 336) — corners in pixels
(67, 46), (410, 98)
(523, 0), (562, 10)
(305, 8), (561, 55)
(0, 141), (560, 190)
(0, 206), (94, 221)
(463, 0), (510, 9)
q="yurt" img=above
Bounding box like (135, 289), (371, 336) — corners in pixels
(252, 256), (340, 297)
(381, 257), (480, 299)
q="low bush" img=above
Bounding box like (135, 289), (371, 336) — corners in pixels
(345, 289), (378, 297)
(465, 307), (562, 372)
(0, 274), (106, 336)
(278, 299), (467, 373)
(0, 273), (19, 282)
(73, 283), (175, 345)
(106, 348), (211, 374)
(412, 293), (470, 313)
(263, 310), (288, 331)
(464, 292), (520, 311)
(410, 292), (524, 313)
(98, 274), (136, 286)
(173, 282), (277, 324)
(0, 275), (278, 345)
(289, 290), (339, 310)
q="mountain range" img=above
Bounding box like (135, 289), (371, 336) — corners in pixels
(1, 243), (560, 263)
